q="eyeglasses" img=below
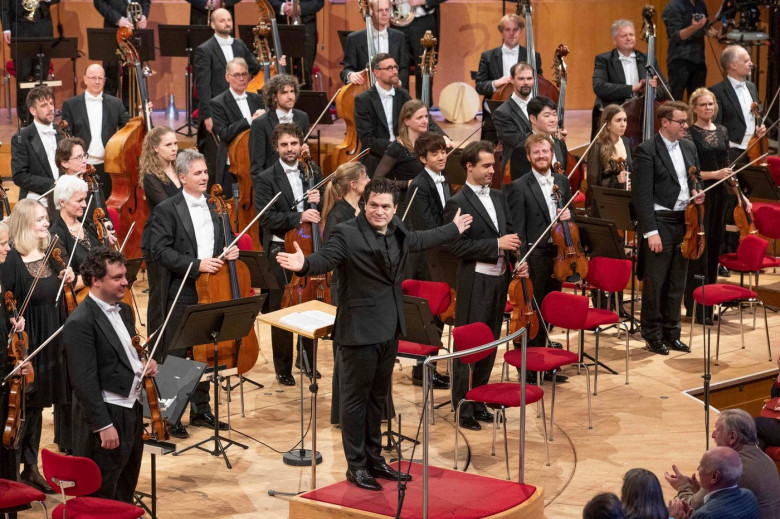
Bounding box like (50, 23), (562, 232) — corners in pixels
(229, 72), (250, 79)
(667, 118), (689, 126)
(86, 76), (105, 82)
(376, 65), (399, 71)
(69, 153), (89, 162)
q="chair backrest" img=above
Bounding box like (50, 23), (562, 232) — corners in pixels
(452, 322), (497, 365)
(540, 291), (589, 330)
(754, 205), (780, 240)
(767, 156), (780, 187)
(107, 207), (120, 234)
(736, 235), (769, 272)
(41, 448), (102, 497)
(402, 279), (451, 316)
(585, 256), (632, 293)
(237, 233), (253, 251)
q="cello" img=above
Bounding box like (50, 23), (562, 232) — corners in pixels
(551, 165), (588, 283)
(104, 27), (151, 260)
(681, 167), (706, 260)
(246, 0), (282, 94)
(193, 185), (261, 376)
(3, 293), (32, 449)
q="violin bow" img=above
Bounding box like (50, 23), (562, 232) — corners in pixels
(287, 150), (370, 209)
(644, 64), (674, 101)
(19, 235), (60, 318)
(401, 187), (419, 222)
(219, 191), (283, 260)
(2, 325), (64, 383)
(36, 185), (56, 202)
(303, 87), (343, 142)
(684, 152), (769, 203)
(514, 189), (582, 269)
(446, 121), (487, 157)
(565, 124), (606, 180)
(54, 195), (94, 307)
(119, 221), (136, 254)
(728, 118), (780, 167)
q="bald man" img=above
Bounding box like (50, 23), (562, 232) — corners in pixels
(61, 64), (130, 198)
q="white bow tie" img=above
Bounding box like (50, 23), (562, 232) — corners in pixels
(189, 199), (208, 209)
(734, 81), (746, 89)
(476, 185), (490, 196)
(619, 53), (636, 62)
(40, 128), (57, 136)
(432, 175), (446, 184)
(104, 304), (121, 314)
(375, 31), (387, 39)
(379, 89), (395, 99)
(667, 141), (679, 152)
(503, 47), (518, 55)
(285, 167), (299, 176)
(219, 37), (233, 47)
(234, 94), (247, 101)
(87, 95), (103, 102)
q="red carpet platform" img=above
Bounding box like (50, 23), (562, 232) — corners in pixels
(289, 462), (544, 519)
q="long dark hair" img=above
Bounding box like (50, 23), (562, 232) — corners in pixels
(620, 468), (668, 519)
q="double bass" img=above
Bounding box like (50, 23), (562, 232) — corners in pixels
(419, 31), (437, 108)
(551, 44), (586, 201)
(246, 0), (285, 94)
(681, 167), (706, 260)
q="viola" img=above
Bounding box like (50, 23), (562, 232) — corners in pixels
(3, 292), (32, 449)
(507, 265), (538, 341)
(132, 335), (168, 441)
(52, 248), (77, 316)
(193, 185), (261, 375)
(83, 164), (108, 214)
(681, 167), (706, 260)
(281, 151), (332, 307)
(550, 167), (588, 283)
(728, 176), (758, 240)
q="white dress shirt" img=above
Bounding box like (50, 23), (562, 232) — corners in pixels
(215, 34), (234, 63)
(282, 159), (305, 212)
(465, 181), (505, 276)
(33, 120), (59, 184)
(500, 44), (518, 80)
(376, 84), (396, 142)
(532, 169), (558, 223)
(88, 292), (143, 415)
(618, 51), (639, 86)
(276, 108), (293, 124)
(84, 91), (105, 164)
(511, 92), (530, 120)
(230, 88), (252, 125)
(373, 29), (389, 54)
(183, 190), (215, 259)
(727, 75), (756, 149)
(644, 135), (692, 239)
(425, 167), (446, 207)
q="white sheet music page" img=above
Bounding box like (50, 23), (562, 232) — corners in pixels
(279, 310), (335, 333)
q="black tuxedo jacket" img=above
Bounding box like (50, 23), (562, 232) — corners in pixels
(509, 135), (568, 182)
(504, 171), (572, 248)
(63, 296), (138, 431)
(248, 108), (310, 178)
(302, 212), (459, 346)
(194, 36), (261, 121)
(254, 161), (323, 251)
(1, 0), (59, 31)
(209, 89), (265, 187)
(94, 0), (150, 26)
(185, 0), (240, 25)
(475, 45), (543, 98)
(443, 186), (513, 325)
(11, 123), (61, 199)
(632, 134), (700, 235)
(710, 78), (760, 145)
(148, 191), (233, 309)
(61, 93), (130, 150)
(270, 0), (323, 25)
(493, 98), (532, 171)
(592, 49), (655, 109)
(407, 170), (450, 231)
(340, 28), (409, 88)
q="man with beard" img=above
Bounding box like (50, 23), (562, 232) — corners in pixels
(507, 96), (568, 181)
(493, 62), (534, 175)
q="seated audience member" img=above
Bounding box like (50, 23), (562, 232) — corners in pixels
(584, 492), (625, 519)
(621, 468), (668, 519)
(755, 357), (780, 451)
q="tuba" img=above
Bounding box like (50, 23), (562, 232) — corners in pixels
(22, 0), (39, 22)
(390, 0), (415, 27)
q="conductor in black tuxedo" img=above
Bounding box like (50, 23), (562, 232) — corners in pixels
(592, 19), (660, 139)
(185, 0), (240, 25)
(493, 62), (534, 174)
(341, 0), (409, 89)
(148, 148), (238, 438)
(254, 123), (322, 386)
(277, 177), (472, 491)
(508, 96), (569, 181)
(209, 57), (265, 194)
(475, 14), (542, 143)
(249, 74), (310, 179)
(61, 64), (130, 199)
(11, 86), (61, 200)
(443, 141), (520, 431)
(63, 247), (157, 503)
(633, 101), (703, 356)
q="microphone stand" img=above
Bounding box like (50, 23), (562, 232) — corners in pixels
(694, 274), (712, 449)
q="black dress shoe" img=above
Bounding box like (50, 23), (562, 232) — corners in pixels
(190, 411), (229, 430)
(168, 421), (189, 439)
(694, 316), (714, 326)
(295, 362), (322, 379)
(547, 341), (563, 349)
(276, 374), (296, 386)
(473, 408), (494, 423)
(412, 369), (450, 389)
(664, 339), (691, 353)
(544, 371), (568, 383)
(458, 415), (481, 431)
(346, 469), (382, 491)
(718, 265), (731, 277)
(21, 467), (54, 494)
(370, 462), (412, 481)
(645, 340), (669, 355)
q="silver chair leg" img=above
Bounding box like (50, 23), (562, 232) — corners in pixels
(454, 399), (464, 469)
(688, 301), (696, 346)
(502, 408), (509, 480)
(583, 363), (593, 429)
(594, 329), (600, 396)
(716, 304), (723, 365)
(548, 373), (557, 441)
(538, 398), (550, 466)
(739, 301), (745, 350)
(761, 301), (772, 361)
(491, 408), (498, 456)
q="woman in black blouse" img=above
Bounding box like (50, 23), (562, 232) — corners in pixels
(138, 126), (181, 335)
(586, 104), (632, 216)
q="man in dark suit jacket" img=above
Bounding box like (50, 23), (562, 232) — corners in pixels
(270, 0), (323, 88)
(64, 248), (158, 503)
(148, 148), (238, 438)
(341, 0), (409, 89)
(475, 13), (542, 143)
(408, 132), (450, 232)
(508, 96), (569, 181)
(390, 0), (445, 100)
(633, 101), (703, 356)
(591, 19), (661, 138)
(493, 62), (534, 174)
(249, 74), (310, 179)
(11, 85), (61, 200)
(443, 141), (521, 431)
(209, 57), (265, 194)
(254, 123), (322, 385)
(278, 177), (470, 491)
(710, 45), (767, 163)
(185, 0), (240, 25)
(61, 64), (130, 198)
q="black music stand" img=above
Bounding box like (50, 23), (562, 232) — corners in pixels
(171, 295), (265, 469)
(237, 25), (256, 52)
(11, 37), (78, 95)
(87, 28), (156, 63)
(738, 166), (779, 201)
(158, 25), (213, 137)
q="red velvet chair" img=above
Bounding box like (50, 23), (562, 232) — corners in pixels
(754, 205), (780, 269)
(766, 156), (780, 186)
(453, 323), (549, 479)
(41, 449), (145, 519)
(0, 478), (46, 517)
(719, 234), (778, 291)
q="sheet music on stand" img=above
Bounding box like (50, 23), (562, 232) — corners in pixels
(279, 310), (335, 333)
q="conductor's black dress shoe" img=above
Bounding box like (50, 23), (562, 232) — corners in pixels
(346, 469), (382, 491)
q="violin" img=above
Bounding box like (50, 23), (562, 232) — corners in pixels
(747, 102), (769, 164)
(550, 164), (588, 283)
(507, 264), (538, 341)
(52, 248), (77, 316)
(83, 164), (107, 214)
(0, 183), (11, 219)
(681, 166), (706, 260)
(193, 185), (261, 375)
(3, 292), (32, 449)
(281, 151), (331, 307)
(728, 176), (758, 240)
(132, 335), (168, 441)
(616, 158), (630, 191)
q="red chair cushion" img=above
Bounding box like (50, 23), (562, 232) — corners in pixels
(584, 308), (620, 329)
(452, 323), (496, 364)
(402, 279), (451, 315)
(762, 256), (780, 268)
(586, 257), (632, 293)
(107, 208), (120, 234)
(0, 479), (45, 508)
(466, 383), (544, 408)
(765, 446), (780, 462)
(397, 340), (439, 357)
(53, 497), (144, 519)
(504, 347), (579, 372)
(692, 284), (756, 306)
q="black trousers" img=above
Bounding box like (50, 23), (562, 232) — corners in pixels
(302, 21), (317, 90)
(451, 272), (507, 418)
(640, 214), (688, 342)
(394, 14), (437, 100)
(266, 244), (314, 376)
(339, 340), (396, 471)
(142, 251), (163, 337)
(756, 416), (780, 451)
(527, 248), (562, 347)
(684, 186), (726, 318)
(19, 406), (42, 467)
(10, 18), (53, 126)
(92, 162), (112, 201)
(74, 402), (143, 503)
(668, 59), (707, 102)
